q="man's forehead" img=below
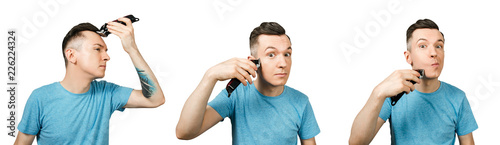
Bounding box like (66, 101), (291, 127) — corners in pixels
(257, 34), (291, 50)
(81, 31), (107, 47)
(412, 28), (444, 42)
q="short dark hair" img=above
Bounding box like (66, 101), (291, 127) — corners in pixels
(249, 22), (290, 56)
(406, 19), (444, 51)
(61, 23), (99, 66)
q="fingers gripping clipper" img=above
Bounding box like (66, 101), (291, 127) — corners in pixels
(96, 14), (139, 37)
(226, 59), (260, 97)
(390, 69), (424, 106)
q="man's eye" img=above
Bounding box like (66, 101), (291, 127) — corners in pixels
(436, 45), (443, 49)
(284, 53), (291, 57)
(95, 48), (101, 51)
(419, 45), (426, 48)
(268, 53), (275, 57)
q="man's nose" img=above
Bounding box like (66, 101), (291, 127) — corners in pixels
(277, 55), (287, 68)
(429, 46), (437, 58)
(103, 52), (110, 61)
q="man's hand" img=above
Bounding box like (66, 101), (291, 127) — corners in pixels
(206, 57), (258, 86)
(372, 69), (421, 100)
(105, 17), (137, 54)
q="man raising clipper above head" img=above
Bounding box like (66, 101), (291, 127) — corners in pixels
(15, 16), (165, 145)
(349, 19), (477, 145)
(176, 22), (320, 145)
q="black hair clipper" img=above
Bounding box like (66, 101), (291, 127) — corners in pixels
(226, 59), (260, 97)
(391, 69), (424, 106)
(96, 14), (139, 37)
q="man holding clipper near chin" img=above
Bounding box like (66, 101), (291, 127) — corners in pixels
(176, 22), (320, 145)
(349, 19), (477, 145)
(14, 15), (165, 145)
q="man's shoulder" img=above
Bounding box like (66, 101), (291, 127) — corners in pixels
(32, 82), (60, 93)
(28, 82), (61, 101)
(438, 81), (469, 108)
(284, 85), (309, 100)
(440, 81), (466, 97)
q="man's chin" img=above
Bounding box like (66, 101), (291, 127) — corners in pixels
(94, 74), (105, 79)
(270, 80), (288, 87)
(423, 72), (440, 80)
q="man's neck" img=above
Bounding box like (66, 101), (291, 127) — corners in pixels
(254, 78), (285, 97)
(415, 78), (441, 93)
(60, 68), (94, 94)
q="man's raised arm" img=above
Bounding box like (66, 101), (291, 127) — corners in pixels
(176, 58), (257, 139)
(106, 17), (164, 108)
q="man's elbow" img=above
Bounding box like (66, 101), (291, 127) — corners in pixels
(150, 93), (165, 108)
(348, 138), (358, 145)
(349, 138), (363, 145)
(348, 135), (369, 145)
(176, 126), (196, 140)
(154, 96), (165, 107)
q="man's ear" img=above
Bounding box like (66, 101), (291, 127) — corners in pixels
(65, 48), (77, 64)
(404, 50), (412, 66)
(248, 55), (256, 60)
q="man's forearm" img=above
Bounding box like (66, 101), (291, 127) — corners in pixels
(128, 49), (164, 103)
(136, 67), (155, 98)
(177, 73), (217, 138)
(349, 91), (386, 145)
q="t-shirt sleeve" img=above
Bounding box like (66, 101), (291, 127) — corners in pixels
(18, 92), (41, 135)
(456, 96), (478, 136)
(298, 100), (320, 140)
(207, 89), (233, 120)
(379, 98), (392, 121)
(105, 82), (133, 112)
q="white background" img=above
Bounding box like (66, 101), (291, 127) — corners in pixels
(2, 0), (499, 144)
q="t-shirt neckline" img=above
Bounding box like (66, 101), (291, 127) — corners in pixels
(56, 81), (94, 96)
(412, 81), (443, 96)
(251, 83), (287, 99)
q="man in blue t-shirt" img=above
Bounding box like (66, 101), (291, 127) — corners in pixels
(176, 22), (320, 144)
(15, 17), (165, 145)
(349, 19), (478, 145)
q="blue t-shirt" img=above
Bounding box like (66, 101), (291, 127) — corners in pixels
(208, 83), (320, 145)
(379, 81), (478, 145)
(18, 80), (133, 145)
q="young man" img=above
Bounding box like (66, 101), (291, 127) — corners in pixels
(176, 22), (320, 144)
(349, 19), (477, 145)
(14, 17), (165, 145)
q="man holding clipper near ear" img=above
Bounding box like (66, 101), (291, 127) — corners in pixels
(349, 19), (477, 145)
(14, 15), (165, 145)
(176, 22), (320, 145)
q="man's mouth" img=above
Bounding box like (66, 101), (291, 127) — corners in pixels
(275, 73), (287, 77)
(431, 63), (439, 67)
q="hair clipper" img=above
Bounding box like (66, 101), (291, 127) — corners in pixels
(96, 14), (139, 37)
(390, 69), (424, 106)
(226, 59), (260, 97)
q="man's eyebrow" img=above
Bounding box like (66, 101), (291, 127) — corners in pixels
(417, 38), (444, 42)
(416, 38), (427, 42)
(265, 46), (292, 51)
(265, 46), (277, 51)
(93, 44), (104, 47)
